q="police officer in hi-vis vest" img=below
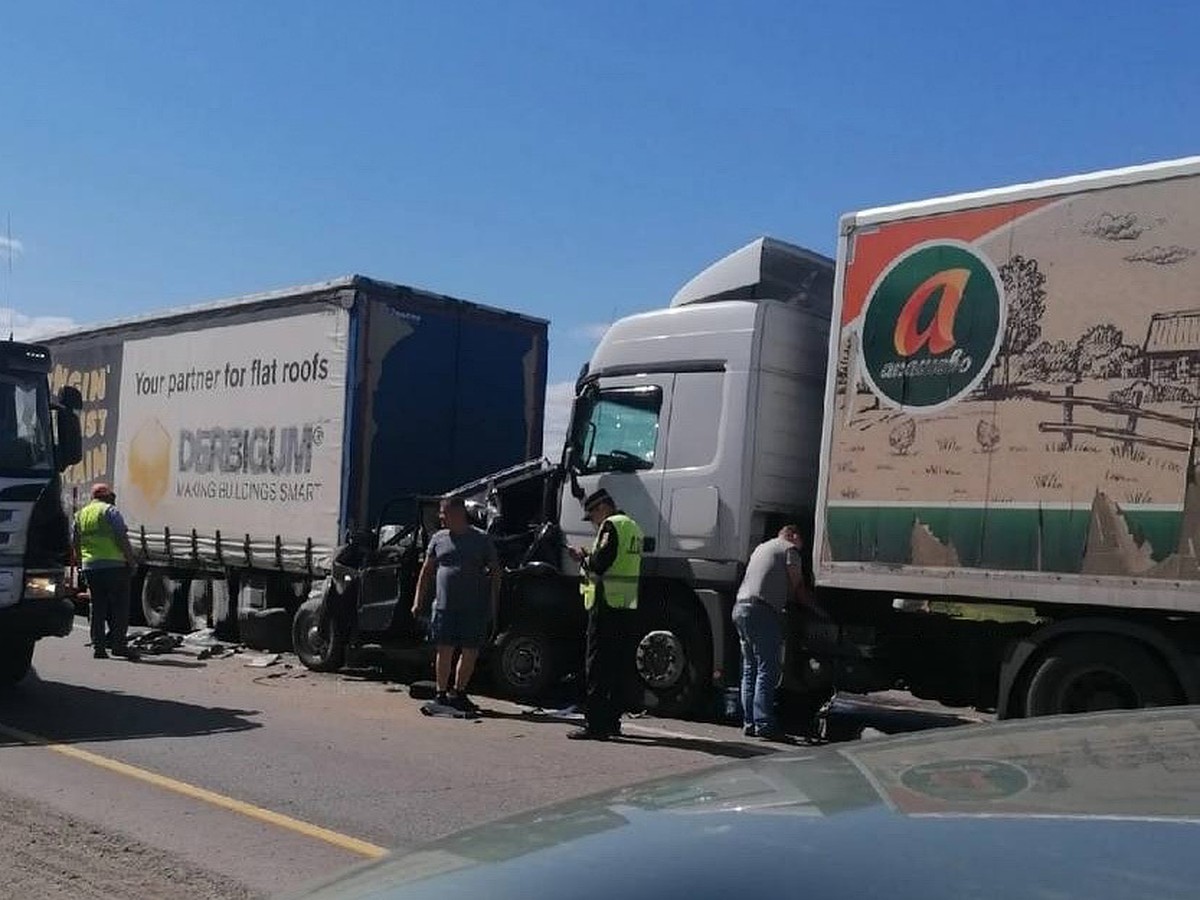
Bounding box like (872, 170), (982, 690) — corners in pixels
(567, 488), (643, 740)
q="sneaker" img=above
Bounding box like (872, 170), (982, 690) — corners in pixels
(435, 691), (451, 707)
(111, 646), (141, 662)
(566, 728), (610, 741)
(449, 693), (480, 715)
(742, 724), (756, 737)
(93, 648), (108, 660)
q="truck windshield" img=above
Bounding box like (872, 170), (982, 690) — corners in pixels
(570, 386), (661, 474)
(0, 373), (54, 474)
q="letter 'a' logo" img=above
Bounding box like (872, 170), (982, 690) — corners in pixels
(859, 241), (1003, 411)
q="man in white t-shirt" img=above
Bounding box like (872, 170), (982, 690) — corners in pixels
(732, 525), (805, 740)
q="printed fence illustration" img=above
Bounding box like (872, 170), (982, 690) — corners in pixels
(1034, 385), (1195, 455)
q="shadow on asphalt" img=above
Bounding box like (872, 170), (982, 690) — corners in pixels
(475, 708), (776, 760)
(606, 734), (778, 759)
(0, 670), (261, 745)
(127, 658), (209, 670)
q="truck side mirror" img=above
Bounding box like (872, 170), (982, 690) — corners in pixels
(54, 407), (83, 471)
(57, 385), (83, 412)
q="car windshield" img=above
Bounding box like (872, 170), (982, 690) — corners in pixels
(0, 372), (53, 474)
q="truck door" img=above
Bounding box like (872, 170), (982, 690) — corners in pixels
(559, 377), (672, 561)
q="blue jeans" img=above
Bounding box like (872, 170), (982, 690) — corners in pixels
(732, 600), (782, 734)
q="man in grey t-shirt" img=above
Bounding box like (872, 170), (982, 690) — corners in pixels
(413, 497), (501, 713)
(732, 525), (805, 739)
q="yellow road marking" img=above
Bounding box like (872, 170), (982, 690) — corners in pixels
(0, 722), (388, 859)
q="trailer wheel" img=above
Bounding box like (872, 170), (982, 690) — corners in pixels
(142, 571), (189, 632)
(211, 578), (236, 642)
(293, 596), (346, 672)
(491, 623), (556, 700)
(630, 597), (710, 719)
(186, 579), (214, 632)
(1023, 635), (1179, 717)
(0, 636), (35, 687)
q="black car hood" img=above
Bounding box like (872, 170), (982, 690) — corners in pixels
(292, 708), (1200, 899)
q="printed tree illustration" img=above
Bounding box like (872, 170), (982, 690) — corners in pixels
(998, 255), (1047, 389)
(1076, 323), (1142, 379)
(1021, 339), (1078, 383)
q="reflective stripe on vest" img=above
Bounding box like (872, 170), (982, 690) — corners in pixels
(581, 513), (643, 611)
(75, 500), (124, 564)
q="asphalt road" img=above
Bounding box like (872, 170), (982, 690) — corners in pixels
(0, 623), (793, 898)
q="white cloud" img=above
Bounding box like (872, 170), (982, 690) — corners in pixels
(0, 236), (23, 257)
(0, 308), (78, 341)
(542, 380), (576, 460)
(571, 322), (610, 342)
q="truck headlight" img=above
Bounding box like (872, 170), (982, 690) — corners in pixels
(24, 576), (62, 599)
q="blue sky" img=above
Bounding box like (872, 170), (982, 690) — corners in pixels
(1, 1), (1197, 452)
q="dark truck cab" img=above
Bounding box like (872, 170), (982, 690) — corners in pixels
(0, 341), (83, 686)
(292, 460), (580, 700)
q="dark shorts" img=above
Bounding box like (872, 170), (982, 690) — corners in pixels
(429, 603), (490, 649)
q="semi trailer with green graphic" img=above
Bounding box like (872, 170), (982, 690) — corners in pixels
(810, 154), (1200, 716)
(463, 154), (1200, 722)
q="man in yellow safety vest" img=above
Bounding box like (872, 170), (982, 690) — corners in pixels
(73, 483), (139, 661)
(567, 488), (643, 740)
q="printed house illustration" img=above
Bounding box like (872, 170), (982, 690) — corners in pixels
(1144, 309), (1200, 391)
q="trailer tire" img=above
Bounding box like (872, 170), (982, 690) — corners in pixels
(211, 578), (236, 642)
(238, 607), (293, 653)
(630, 597), (711, 719)
(293, 596), (346, 672)
(127, 570), (147, 627)
(491, 623), (557, 700)
(1023, 635), (1178, 717)
(142, 571), (189, 632)
(186, 579), (214, 632)
(0, 636), (35, 687)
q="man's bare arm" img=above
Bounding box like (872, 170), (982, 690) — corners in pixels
(412, 556), (435, 617)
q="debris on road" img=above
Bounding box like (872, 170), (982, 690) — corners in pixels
(129, 630), (184, 655)
(181, 628), (220, 647)
(244, 653), (283, 668)
(196, 645), (236, 661)
(517, 703), (585, 721)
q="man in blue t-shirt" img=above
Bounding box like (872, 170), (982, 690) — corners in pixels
(412, 496), (501, 713)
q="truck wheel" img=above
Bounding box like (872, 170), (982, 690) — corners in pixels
(142, 571), (189, 632)
(293, 596), (346, 672)
(630, 599), (711, 719)
(1023, 635), (1179, 717)
(491, 623), (556, 700)
(186, 579), (214, 632)
(0, 636), (35, 687)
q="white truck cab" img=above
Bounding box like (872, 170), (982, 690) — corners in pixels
(556, 238), (834, 712)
